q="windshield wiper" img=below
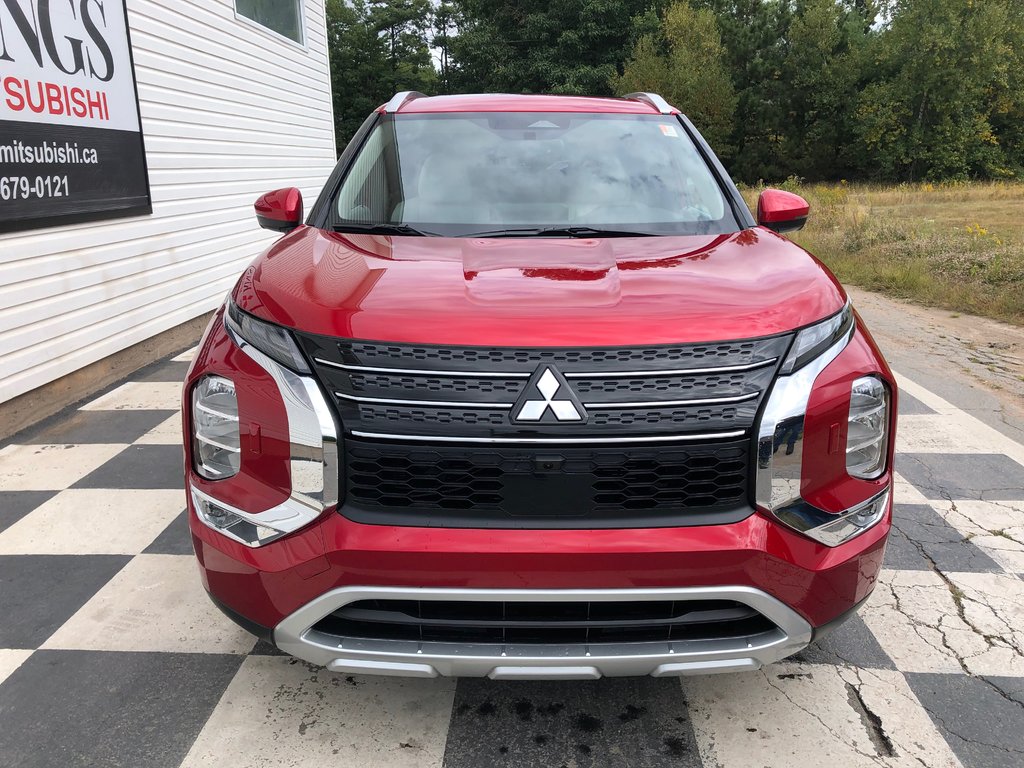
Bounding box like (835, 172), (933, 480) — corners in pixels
(463, 226), (656, 238)
(332, 222), (440, 236)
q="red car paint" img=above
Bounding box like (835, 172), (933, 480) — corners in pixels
(235, 227), (846, 347)
(183, 94), (896, 667)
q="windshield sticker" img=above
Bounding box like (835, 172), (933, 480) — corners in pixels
(659, 124), (679, 137)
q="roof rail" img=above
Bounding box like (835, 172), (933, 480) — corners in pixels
(383, 91), (427, 113)
(623, 92), (674, 115)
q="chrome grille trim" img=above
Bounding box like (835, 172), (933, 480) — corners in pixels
(350, 429), (747, 444)
(564, 359), (778, 378)
(336, 391), (758, 411)
(582, 392), (759, 409)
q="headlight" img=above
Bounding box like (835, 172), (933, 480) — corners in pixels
(847, 376), (890, 479)
(192, 375), (240, 479)
(757, 302), (894, 547)
(780, 303), (854, 374)
(224, 300), (309, 374)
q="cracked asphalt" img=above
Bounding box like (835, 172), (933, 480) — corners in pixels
(0, 293), (1022, 767)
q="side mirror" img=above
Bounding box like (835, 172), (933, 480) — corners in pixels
(756, 189), (809, 234)
(255, 187), (303, 233)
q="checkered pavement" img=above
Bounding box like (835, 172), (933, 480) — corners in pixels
(1, 348), (1023, 768)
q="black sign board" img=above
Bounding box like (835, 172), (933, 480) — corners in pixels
(0, 0), (151, 233)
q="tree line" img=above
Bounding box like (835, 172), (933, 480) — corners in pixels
(325, 0), (1024, 183)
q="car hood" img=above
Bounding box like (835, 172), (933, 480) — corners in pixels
(234, 225), (846, 346)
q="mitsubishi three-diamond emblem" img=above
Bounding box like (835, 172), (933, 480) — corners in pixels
(511, 365), (588, 423)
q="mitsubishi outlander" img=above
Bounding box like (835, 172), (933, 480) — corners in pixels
(183, 92), (896, 679)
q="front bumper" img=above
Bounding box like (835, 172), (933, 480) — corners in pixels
(190, 496), (889, 678)
(273, 585), (812, 679)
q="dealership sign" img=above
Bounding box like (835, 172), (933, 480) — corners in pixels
(0, 0), (150, 233)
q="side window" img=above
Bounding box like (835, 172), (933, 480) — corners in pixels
(334, 125), (401, 223)
(235, 0), (304, 45)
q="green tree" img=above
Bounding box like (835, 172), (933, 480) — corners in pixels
(325, 0), (437, 149)
(855, 0), (1022, 180)
(323, 0), (1024, 182)
(781, 0), (877, 180)
(447, 0), (658, 95)
(690, 0), (794, 181)
(611, 1), (737, 153)
(326, 0), (388, 149)
(368, 0), (438, 95)
(433, 2), (460, 93)
(990, 1), (1024, 174)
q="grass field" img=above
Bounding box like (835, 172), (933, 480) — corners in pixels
(741, 182), (1024, 326)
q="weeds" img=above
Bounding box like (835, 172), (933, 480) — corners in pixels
(741, 181), (1024, 326)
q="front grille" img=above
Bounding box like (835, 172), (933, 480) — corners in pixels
(312, 598), (777, 646)
(296, 334), (790, 439)
(342, 437), (750, 527)
(292, 333), (793, 528)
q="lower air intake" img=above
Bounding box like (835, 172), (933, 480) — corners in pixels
(313, 598), (777, 646)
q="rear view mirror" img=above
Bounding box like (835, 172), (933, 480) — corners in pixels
(756, 189), (809, 234)
(255, 187), (303, 233)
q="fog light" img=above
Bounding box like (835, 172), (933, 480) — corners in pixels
(804, 489), (890, 547)
(848, 376), (890, 479)
(772, 487), (890, 547)
(192, 375), (240, 479)
(191, 488), (285, 547)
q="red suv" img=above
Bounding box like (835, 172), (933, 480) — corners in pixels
(184, 92), (896, 679)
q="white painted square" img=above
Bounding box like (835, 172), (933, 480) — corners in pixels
(134, 414), (184, 446)
(0, 444), (128, 491)
(43, 554), (254, 655)
(180, 655), (456, 768)
(685, 663), (963, 768)
(896, 413), (993, 453)
(858, 569), (968, 674)
(943, 571), (1024, 677)
(0, 650), (33, 687)
(80, 382), (183, 411)
(895, 373), (1024, 467)
(172, 346), (198, 363)
(0, 489), (184, 555)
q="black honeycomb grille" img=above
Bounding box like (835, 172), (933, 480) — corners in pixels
(350, 374), (524, 396)
(572, 372), (749, 397)
(361, 405), (507, 427)
(590, 406), (739, 427)
(343, 438), (751, 528)
(347, 341), (766, 369)
(312, 598), (777, 646)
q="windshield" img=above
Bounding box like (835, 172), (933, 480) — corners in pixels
(330, 112), (738, 237)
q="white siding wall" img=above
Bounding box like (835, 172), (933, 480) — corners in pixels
(0, 0), (336, 403)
